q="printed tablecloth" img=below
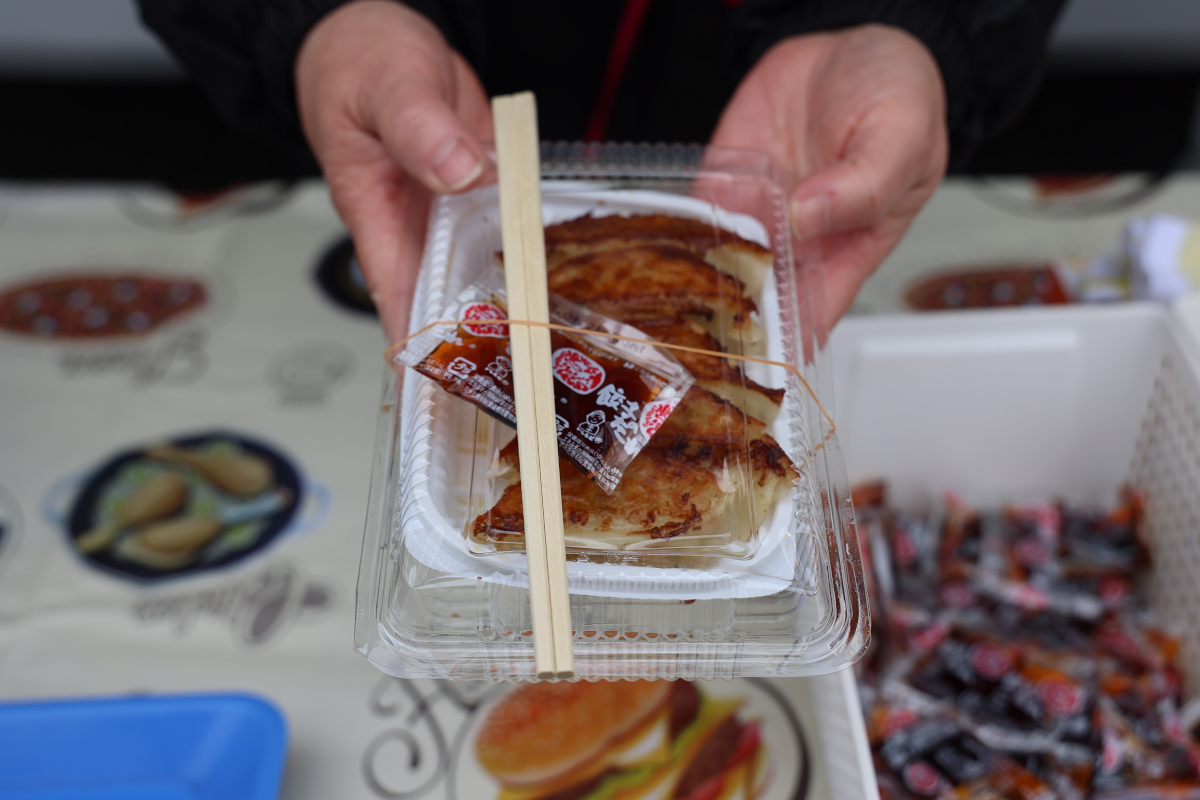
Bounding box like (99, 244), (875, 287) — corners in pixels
(6, 174), (1200, 799)
(0, 182), (838, 800)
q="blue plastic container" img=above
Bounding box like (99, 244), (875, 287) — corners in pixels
(0, 693), (287, 799)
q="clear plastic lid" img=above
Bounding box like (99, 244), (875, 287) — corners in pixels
(356, 143), (868, 680)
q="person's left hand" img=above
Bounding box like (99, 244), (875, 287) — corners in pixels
(711, 24), (948, 327)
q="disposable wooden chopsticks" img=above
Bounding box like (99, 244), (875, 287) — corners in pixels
(492, 91), (574, 679)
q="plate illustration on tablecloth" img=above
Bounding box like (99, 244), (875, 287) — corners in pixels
(0, 272), (209, 341)
(313, 236), (376, 316)
(968, 173), (1167, 219)
(118, 182), (296, 230)
(904, 263), (1072, 311)
(447, 678), (808, 800)
(0, 484), (22, 579)
(65, 432), (304, 582)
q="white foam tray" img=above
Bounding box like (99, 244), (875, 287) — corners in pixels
(396, 186), (816, 599)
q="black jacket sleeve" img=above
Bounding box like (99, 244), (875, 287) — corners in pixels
(137, 0), (486, 161)
(137, 0), (350, 162)
(729, 0), (1067, 168)
(138, 0), (1063, 169)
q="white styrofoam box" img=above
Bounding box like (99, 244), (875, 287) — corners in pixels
(829, 303), (1200, 700)
(1172, 293), (1200, 365)
(807, 668), (879, 800)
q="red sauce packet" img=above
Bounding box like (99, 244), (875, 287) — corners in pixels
(395, 269), (694, 493)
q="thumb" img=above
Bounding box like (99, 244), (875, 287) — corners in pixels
(788, 116), (929, 241)
(373, 75), (487, 194)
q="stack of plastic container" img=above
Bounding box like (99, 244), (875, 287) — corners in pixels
(355, 143), (868, 681)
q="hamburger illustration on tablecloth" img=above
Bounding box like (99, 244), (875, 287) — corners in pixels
(471, 679), (769, 800)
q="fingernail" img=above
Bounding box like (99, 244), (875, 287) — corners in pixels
(790, 195), (832, 241)
(431, 138), (483, 191)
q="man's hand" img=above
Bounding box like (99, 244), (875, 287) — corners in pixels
(711, 25), (948, 327)
(296, 0), (492, 342)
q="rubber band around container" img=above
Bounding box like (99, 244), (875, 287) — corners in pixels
(384, 318), (836, 446)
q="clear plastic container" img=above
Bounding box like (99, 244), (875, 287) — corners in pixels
(355, 143), (868, 680)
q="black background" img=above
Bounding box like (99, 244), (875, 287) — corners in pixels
(1, 67), (1194, 191)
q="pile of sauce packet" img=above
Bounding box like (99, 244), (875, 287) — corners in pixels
(854, 484), (1200, 799)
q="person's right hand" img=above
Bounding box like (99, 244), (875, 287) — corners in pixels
(296, 0), (492, 342)
(710, 25), (947, 330)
